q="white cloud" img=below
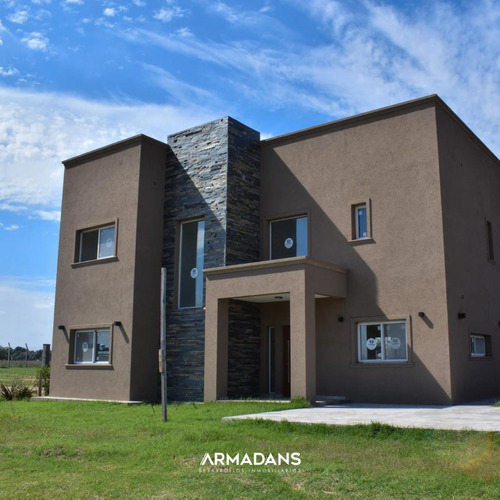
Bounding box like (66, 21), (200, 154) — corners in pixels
(32, 210), (61, 222)
(22, 32), (48, 51)
(0, 279), (55, 346)
(0, 66), (18, 77)
(65, 0), (83, 4)
(0, 203), (27, 212)
(104, 7), (116, 17)
(132, 0), (145, 5)
(7, 9), (29, 24)
(130, 0), (499, 157)
(153, 7), (184, 22)
(0, 87), (216, 212)
(0, 222), (20, 231)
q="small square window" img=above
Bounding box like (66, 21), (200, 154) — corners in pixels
(77, 224), (115, 263)
(270, 216), (308, 259)
(470, 334), (491, 358)
(74, 329), (110, 364)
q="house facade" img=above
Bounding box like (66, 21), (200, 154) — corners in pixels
(50, 95), (500, 404)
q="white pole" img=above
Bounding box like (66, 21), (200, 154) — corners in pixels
(160, 267), (167, 422)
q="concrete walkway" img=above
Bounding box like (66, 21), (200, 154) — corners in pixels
(222, 401), (500, 432)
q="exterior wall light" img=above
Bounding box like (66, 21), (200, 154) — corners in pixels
(338, 316), (344, 322)
(458, 313), (466, 319)
(113, 321), (122, 327)
(418, 312), (425, 318)
(57, 325), (65, 331)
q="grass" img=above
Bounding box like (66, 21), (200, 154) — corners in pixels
(0, 400), (499, 499)
(0, 365), (39, 385)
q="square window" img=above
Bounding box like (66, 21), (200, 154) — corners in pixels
(179, 219), (205, 308)
(74, 329), (110, 364)
(270, 216), (308, 259)
(470, 334), (490, 358)
(77, 224), (115, 263)
(358, 321), (407, 362)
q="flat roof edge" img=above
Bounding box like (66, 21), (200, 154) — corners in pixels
(63, 134), (168, 168)
(262, 94), (499, 165)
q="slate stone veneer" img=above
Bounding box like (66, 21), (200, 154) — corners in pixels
(163, 117), (261, 401)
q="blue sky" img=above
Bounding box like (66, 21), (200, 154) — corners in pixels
(0, 0), (499, 348)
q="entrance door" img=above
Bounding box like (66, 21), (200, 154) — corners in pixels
(282, 326), (290, 398)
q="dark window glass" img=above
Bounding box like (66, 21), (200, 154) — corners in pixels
(270, 217), (307, 259)
(179, 220), (205, 308)
(487, 221), (494, 261)
(80, 230), (98, 262)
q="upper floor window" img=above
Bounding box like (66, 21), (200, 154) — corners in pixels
(486, 220), (494, 262)
(74, 328), (110, 364)
(358, 320), (407, 363)
(179, 219), (205, 308)
(354, 204), (368, 239)
(78, 224), (115, 262)
(270, 216), (308, 259)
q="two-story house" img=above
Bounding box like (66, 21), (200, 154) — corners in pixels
(49, 95), (500, 404)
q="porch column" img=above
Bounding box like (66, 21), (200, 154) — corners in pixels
(290, 287), (316, 402)
(204, 297), (228, 401)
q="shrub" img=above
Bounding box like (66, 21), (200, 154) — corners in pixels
(0, 381), (34, 400)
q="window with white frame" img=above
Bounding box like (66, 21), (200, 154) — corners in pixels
(179, 219), (205, 308)
(354, 204), (368, 239)
(270, 216), (308, 259)
(74, 329), (110, 364)
(470, 334), (487, 358)
(358, 320), (407, 362)
(78, 224), (115, 262)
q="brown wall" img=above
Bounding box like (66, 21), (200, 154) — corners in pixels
(51, 136), (167, 401)
(437, 106), (500, 402)
(260, 101), (452, 403)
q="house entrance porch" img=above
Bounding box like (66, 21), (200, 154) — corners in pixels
(203, 257), (347, 402)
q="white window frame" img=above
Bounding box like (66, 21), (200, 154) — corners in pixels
(178, 219), (205, 309)
(269, 215), (308, 260)
(470, 334), (486, 358)
(74, 328), (111, 364)
(354, 204), (368, 240)
(78, 224), (116, 262)
(357, 320), (408, 363)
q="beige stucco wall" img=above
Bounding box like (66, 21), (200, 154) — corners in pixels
(51, 137), (166, 401)
(437, 106), (500, 402)
(260, 101), (452, 403)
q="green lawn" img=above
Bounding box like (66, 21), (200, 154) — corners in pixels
(0, 365), (39, 385)
(0, 400), (499, 499)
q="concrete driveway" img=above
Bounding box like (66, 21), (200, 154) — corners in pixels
(223, 401), (500, 432)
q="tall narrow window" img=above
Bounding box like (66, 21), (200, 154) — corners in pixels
(355, 204), (368, 239)
(270, 216), (308, 259)
(486, 220), (494, 261)
(179, 219), (205, 308)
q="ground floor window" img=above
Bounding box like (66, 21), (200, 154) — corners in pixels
(74, 329), (110, 364)
(470, 334), (489, 358)
(358, 320), (407, 362)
